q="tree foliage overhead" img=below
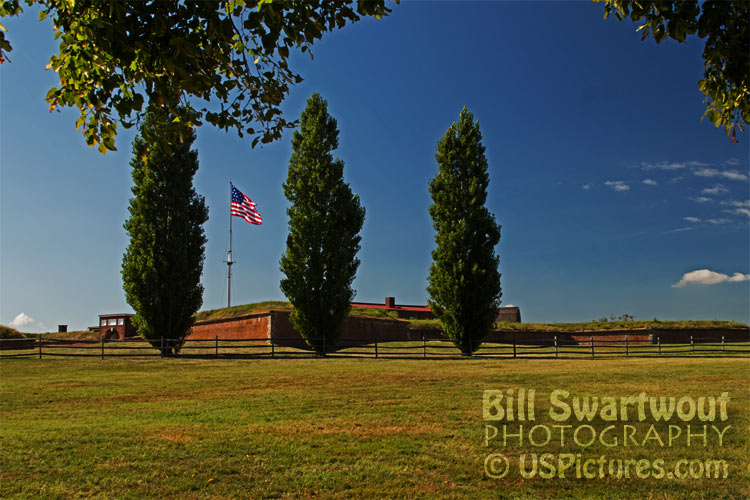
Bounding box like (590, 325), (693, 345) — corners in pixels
(279, 93), (365, 355)
(121, 104), (208, 355)
(595, 0), (749, 140)
(0, 0), (396, 153)
(427, 107), (501, 356)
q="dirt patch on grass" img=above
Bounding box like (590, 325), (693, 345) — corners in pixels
(158, 432), (194, 442)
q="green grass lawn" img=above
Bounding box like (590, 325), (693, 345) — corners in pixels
(1, 357), (748, 499)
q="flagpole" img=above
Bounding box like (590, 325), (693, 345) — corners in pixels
(227, 181), (234, 308)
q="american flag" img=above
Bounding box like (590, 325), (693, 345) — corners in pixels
(231, 186), (262, 225)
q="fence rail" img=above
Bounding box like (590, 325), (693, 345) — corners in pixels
(1, 333), (748, 359)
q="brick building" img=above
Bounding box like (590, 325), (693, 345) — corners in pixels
(96, 313), (136, 340)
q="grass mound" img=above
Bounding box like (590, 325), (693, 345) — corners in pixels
(195, 301), (406, 323)
(348, 307), (402, 320)
(46, 330), (100, 340)
(194, 301), (293, 322)
(0, 325), (25, 339)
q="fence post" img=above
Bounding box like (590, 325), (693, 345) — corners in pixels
(722, 335), (725, 353)
(38, 334), (43, 360)
(101, 335), (104, 360)
(374, 339), (378, 359)
(554, 335), (558, 359)
(513, 338), (516, 359)
(691, 335), (694, 354)
(422, 332), (426, 359)
(215, 335), (218, 357)
(322, 336), (326, 357)
(160, 336), (164, 358)
(658, 336), (662, 356)
(591, 336), (595, 357)
(271, 338), (275, 358)
(625, 335), (629, 357)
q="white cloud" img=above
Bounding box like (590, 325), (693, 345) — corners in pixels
(641, 161), (685, 171)
(720, 200), (750, 217)
(694, 168), (748, 181)
(581, 184), (591, 190)
(694, 168), (720, 177)
(721, 170), (749, 181)
(692, 196), (712, 203)
(642, 179), (657, 185)
(668, 176), (685, 183)
(673, 269), (750, 288)
(706, 218), (730, 225)
(9, 312), (34, 328)
(687, 161), (711, 168)
(721, 199), (750, 208)
(701, 184), (729, 195)
(667, 227), (692, 233)
(683, 216), (700, 223)
(605, 180), (629, 192)
(725, 158), (740, 166)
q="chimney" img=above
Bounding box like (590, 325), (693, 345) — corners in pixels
(385, 297), (396, 309)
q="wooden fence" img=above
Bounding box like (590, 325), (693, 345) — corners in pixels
(1, 333), (748, 359)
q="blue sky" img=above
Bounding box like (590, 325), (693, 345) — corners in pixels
(1, 1), (748, 332)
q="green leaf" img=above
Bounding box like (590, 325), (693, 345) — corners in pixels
(4, 1), (396, 153)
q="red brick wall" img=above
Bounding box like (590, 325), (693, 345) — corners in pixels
(188, 313), (270, 341)
(98, 317), (136, 340)
(415, 328), (749, 346)
(652, 328), (749, 343)
(268, 310), (411, 349)
(342, 315), (410, 343)
(267, 310), (306, 348)
(186, 310), (749, 349)
(483, 330), (652, 345)
(0, 338), (36, 350)
(99, 324), (136, 340)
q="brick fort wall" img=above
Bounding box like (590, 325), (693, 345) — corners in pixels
(188, 313), (270, 341)
(187, 311), (749, 349)
(269, 310), (410, 349)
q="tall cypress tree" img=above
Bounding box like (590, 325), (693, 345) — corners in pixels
(427, 107), (501, 356)
(280, 93), (365, 354)
(121, 104), (209, 355)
